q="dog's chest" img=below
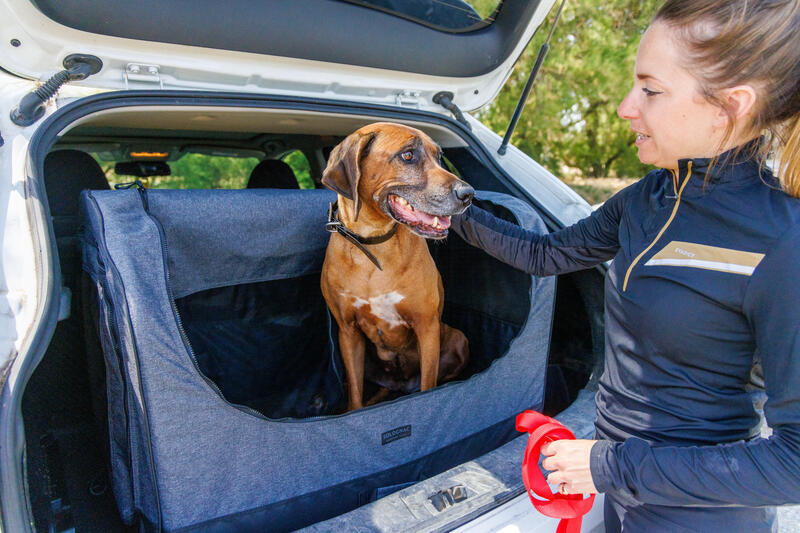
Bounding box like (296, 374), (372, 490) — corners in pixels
(344, 291), (413, 345)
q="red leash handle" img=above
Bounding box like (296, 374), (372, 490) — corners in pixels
(516, 411), (595, 533)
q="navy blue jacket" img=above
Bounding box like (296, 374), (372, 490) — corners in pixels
(453, 150), (800, 530)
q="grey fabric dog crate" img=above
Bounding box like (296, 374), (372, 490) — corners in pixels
(79, 186), (555, 532)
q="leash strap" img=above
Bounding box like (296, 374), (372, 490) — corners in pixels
(516, 411), (596, 533)
(325, 201), (397, 271)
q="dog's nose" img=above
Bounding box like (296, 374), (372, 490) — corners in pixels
(453, 182), (475, 205)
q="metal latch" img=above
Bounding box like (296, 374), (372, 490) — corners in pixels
(394, 90), (421, 107)
(124, 63), (163, 89)
(428, 484), (469, 512)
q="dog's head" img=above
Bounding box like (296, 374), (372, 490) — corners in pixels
(322, 122), (474, 239)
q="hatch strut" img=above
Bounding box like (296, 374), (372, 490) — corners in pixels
(10, 54), (103, 127)
(497, 0), (567, 155)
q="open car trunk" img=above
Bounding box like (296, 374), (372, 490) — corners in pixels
(20, 93), (604, 532)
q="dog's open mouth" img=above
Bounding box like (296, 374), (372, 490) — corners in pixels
(387, 194), (451, 238)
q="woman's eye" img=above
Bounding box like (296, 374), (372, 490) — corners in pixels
(401, 150), (414, 161)
(642, 88), (662, 97)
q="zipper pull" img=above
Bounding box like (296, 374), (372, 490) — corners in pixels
(114, 180), (149, 211)
(114, 180), (145, 191)
(9, 54), (103, 126)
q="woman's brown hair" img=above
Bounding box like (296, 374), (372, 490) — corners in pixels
(655, 0), (800, 197)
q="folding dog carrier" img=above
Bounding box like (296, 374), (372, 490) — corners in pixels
(80, 186), (555, 532)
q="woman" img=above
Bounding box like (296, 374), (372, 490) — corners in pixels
(452, 1), (800, 530)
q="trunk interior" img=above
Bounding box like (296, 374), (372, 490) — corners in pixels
(21, 96), (605, 532)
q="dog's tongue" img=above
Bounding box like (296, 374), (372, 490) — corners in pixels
(391, 196), (451, 229)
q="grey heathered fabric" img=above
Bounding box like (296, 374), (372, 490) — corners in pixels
(81, 188), (554, 531)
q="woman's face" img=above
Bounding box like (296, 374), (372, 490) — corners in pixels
(617, 21), (728, 171)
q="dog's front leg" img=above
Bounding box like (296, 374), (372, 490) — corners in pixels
(339, 325), (367, 411)
(415, 319), (441, 392)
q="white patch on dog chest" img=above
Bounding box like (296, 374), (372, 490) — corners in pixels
(352, 296), (369, 309)
(345, 291), (407, 328)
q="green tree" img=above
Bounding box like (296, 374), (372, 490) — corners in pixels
(282, 150), (315, 189)
(155, 154), (259, 189)
(479, 0), (661, 178)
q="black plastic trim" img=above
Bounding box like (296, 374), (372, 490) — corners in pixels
(29, 0), (543, 78)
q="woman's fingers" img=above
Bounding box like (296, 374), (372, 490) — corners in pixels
(539, 439), (600, 495)
(540, 440), (560, 456)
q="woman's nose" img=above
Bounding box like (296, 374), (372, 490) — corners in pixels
(617, 89), (638, 120)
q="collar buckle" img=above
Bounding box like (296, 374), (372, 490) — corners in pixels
(325, 202), (340, 233)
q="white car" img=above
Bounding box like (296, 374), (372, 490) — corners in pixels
(0, 1), (607, 531)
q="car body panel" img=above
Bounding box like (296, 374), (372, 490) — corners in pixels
(0, 0), (556, 112)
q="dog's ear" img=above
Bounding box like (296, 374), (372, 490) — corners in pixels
(322, 131), (375, 221)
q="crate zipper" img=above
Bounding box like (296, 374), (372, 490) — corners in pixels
(121, 183), (267, 419)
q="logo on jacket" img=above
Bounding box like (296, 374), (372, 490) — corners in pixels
(646, 241), (764, 276)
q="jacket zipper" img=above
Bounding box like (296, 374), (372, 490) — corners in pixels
(622, 161), (693, 292)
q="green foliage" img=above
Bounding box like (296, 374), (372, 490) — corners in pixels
(98, 152), (319, 190)
(99, 154), (260, 189)
(467, 0), (501, 19)
(151, 155), (259, 189)
(478, 0), (661, 179)
(282, 150), (315, 189)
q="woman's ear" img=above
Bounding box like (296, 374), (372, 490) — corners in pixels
(714, 85), (758, 127)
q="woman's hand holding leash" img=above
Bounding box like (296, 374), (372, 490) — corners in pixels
(541, 439), (599, 496)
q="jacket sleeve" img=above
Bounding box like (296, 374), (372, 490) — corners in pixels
(450, 185), (633, 276)
(590, 226), (800, 507)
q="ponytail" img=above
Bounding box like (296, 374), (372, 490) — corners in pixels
(778, 115), (800, 198)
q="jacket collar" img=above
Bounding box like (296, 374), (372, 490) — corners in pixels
(673, 138), (776, 194)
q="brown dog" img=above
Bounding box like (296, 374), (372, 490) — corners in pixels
(320, 122), (474, 411)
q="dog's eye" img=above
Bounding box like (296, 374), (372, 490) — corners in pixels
(400, 150), (414, 162)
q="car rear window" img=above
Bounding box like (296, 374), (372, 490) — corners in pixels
(341, 0), (501, 31)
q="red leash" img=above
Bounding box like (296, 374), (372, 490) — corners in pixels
(516, 411), (596, 533)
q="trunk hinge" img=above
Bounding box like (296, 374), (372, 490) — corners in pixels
(433, 91), (472, 130)
(394, 90), (421, 107)
(124, 63), (164, 89)
(9, 54), (103, 127)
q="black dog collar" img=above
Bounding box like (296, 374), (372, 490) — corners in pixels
(325, 201), (398, 271)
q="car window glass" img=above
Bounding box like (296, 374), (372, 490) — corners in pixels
(281, 150), (315, 189)
(94, 153), (260, 189)
(339, 0), (500, 31)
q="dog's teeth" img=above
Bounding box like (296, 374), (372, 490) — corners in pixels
(397, 197), (408, 206)
(433, 216), (439, 227)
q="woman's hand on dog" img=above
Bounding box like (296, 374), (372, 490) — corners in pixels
(541, 439), (599, 495)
